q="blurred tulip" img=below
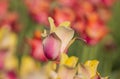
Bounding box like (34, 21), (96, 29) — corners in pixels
(25, 0), (51, 25)
(72, 20), (85, 34)
(53, 7), (75, 26)
(0, 71), (17, 79)
(0, 26), (17, 54)
(0, 27), (17, 72)
(98, 8), (112, 22)
(20, 56), (40, 77)
(28, 38), (48, 62)
(85, 22), (108, 45)
(5, 71), (17, 79)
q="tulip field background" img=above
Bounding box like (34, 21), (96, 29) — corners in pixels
(0, 0), (120, 79)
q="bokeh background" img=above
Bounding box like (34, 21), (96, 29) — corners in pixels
(0, 0), (120, 79)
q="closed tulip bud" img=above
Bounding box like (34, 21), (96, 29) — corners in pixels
(43, 33), (61, 60)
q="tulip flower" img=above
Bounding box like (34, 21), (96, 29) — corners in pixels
(74, 60), (108, 79)
(29, 17), (74, 61)
(43, 17), (74, 60)
(52, 53), (78, 79)
(43, 33), (61, 60)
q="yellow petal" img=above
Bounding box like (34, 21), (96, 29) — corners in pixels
(60, 53), (68, 66)
(84, 60), (99, 78)
(58, 21), (71, 27)
(65, 56), (78, 68)
(48, 17), (56, 33)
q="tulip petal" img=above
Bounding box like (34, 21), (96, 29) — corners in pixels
(58, 21), (71, 27)
(48, 17), (56, 33)
(43, 33), (61, 60)
(58, 66), (76, 79)
(77, 64), (90, 79)
(60, 53), (69, 66)
(85, 60), (99, 78)
(54, 26), (74, 53)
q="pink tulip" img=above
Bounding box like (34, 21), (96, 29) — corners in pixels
(43, 33), (61, 60)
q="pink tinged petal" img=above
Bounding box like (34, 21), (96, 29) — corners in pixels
(43, 33), (61, 60)
(54, 26), (74, 53)
(58, 66), (76, 79)
(77, 64), (90, 79)
(30, 39), (48, 62)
